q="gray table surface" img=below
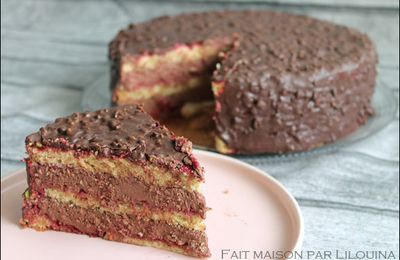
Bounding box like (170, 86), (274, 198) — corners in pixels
(1, 0), (399, 257)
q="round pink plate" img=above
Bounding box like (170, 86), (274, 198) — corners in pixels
(1, 150), (303, 260)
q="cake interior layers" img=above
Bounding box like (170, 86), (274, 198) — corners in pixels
(22, 191), (209, 257)
(114, 40), (234, 148)
(115, 76), (214, 119)
(26, 147), (206, 217)
(114, 39), (232, 119)
(22, 147), (209, 257)
(28, 148), (201, 190)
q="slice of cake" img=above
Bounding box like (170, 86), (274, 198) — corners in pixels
(20, 105), (210, 258)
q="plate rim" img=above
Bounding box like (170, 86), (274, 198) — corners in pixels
(194, 150), (304, 251)
(1, 149), (304, 253)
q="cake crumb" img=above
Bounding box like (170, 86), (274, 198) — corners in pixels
(224, 211), (237, 218)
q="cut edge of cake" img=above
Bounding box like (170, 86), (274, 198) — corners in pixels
(110, 37), (233, 120)
(108, 10), (377, 154)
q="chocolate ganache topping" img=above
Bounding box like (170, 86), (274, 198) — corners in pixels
(26, 105), (203, 178)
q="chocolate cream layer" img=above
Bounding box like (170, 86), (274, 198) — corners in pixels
(27, 161), (206, 217)
(22, 195), (210, 257)
(42, 188), (205, 230)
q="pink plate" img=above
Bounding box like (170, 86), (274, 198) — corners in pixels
(1, 150), (303, 260)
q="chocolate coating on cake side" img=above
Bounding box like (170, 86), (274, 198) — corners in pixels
(109, 10), (377, 153)
(26, 105), (203, 178)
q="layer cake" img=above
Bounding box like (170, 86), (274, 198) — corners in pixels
(109, 10), (377, 154)
(20, 105), (210, 258)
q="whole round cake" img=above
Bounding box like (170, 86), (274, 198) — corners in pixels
(109, 10), (377, 154)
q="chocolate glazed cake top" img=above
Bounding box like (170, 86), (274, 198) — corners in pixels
(109, 10), (377, 153)
(26, 105), (204, 179)
(109, 10), (374, 69)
